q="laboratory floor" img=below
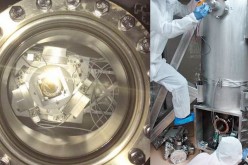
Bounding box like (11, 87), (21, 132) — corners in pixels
(150, 144), (200, 165)
(150, 123), (200, 165)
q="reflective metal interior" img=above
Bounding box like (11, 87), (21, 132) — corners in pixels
(2, 20), (131, 158)
(0, 0), (149, 164)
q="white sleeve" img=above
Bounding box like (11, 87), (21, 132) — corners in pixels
(187, 153), (210, 165)
(161, 13), (198, 39)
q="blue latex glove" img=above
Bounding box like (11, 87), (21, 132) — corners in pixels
(243, 148), (248, 160)
(193, 3), (210, 20)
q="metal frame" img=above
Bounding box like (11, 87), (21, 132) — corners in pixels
(194, 104), (243, 153)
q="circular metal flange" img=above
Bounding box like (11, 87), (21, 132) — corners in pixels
(0, 0), (149, 164)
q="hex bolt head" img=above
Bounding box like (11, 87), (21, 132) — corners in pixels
(9, 6), (25, 21)
(118, 15), (136, 31)
(66, 0), (81, 10)
(128, 148), (146, 165)
(143, 124), (151, 138)
(36, 0), (52, 11)
(95, 0), (110, 15)
(0, 154), (10, 165)
(0, 161), (7, 165)
(137, 37), (150, 54)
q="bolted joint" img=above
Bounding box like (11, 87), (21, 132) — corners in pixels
(66, 0), (81, 10)
(36, 0), (52, 11)
(128, 148), (146, 165)
(0, 154), (10, 165)
(118, 15), (136, 31)
(94, 0), (110, 15)
(143, 124), (151, 138)
(137, 37), (150, 54)
(9, 6), (25, 21)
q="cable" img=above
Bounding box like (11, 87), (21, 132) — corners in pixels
(41, 54), (47, 66)
(195, 20), (212, 56)
(38, 123), (91, 132)
(210, 80), (219, 128)
(22, 57), (39, 69)
(87, 59), (116, 130)
(200, 36), (211, 56)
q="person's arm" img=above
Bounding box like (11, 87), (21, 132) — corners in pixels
(151, 0), (200, 39)
(161, 1), (210, 39)
(187, 153), (210, 165)
(161, 14), (198, 39)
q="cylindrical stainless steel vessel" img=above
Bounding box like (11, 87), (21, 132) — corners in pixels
(202, 0), (248, 110)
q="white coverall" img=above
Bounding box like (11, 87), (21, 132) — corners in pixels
(187, 137), (242, 165)
(151, 0), (199, 118)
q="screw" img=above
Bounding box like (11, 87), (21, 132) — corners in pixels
(66, 0), (81, 10)
(94, 0), (110, 16)
(9, 6), (25, 21)
(128, 148), (146, 165)
(36, 0), (52, 11)
(137, 37), (150, 54)
(118, 15), (136, 31)
(0, 154), (10, 165)
(143, 124), (151, 138)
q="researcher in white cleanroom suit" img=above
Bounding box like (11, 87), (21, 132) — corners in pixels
(150, 0), (209, 123)
(187, 137), (242, 165)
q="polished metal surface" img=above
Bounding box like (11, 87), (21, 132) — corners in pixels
(246, 0), (248, 39)
(0, 0), (149, 164)
(202, 0), (248, 110)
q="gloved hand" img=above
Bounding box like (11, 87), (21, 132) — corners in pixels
(193, 3), (210, 20)
(242, 148), (248, 160)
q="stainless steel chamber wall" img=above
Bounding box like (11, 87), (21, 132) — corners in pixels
(0, 0), (150, 165)
(202, 0), (248, 111)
